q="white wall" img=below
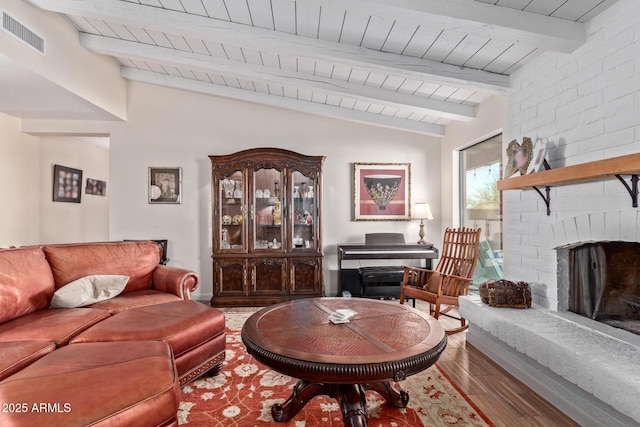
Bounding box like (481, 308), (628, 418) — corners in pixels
(0, 112), (40, 247)
(504, 0), (640, 309)
(107, 81), (441, 299)
(39, 136), (110, 244)
(440, 96), (508, 231)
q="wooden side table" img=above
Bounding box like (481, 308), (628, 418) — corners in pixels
(241, 298), (447, 427)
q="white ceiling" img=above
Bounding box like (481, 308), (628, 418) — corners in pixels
(0, 53), (118, 120)
(19, 0), (621, 135)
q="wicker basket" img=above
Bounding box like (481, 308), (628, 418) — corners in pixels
(478, 280), (532, 309)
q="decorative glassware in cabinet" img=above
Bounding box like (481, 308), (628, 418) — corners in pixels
(219, 171), (244, 250)
(292, 170), (315, 250)
(253, 168), (284, 250)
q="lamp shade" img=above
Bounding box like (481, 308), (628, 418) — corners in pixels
(413, 202), (433, 220)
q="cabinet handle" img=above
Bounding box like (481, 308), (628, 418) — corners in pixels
(243, 269), (247, 286)
(252, 269), (256, 287)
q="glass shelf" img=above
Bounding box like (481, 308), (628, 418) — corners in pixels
(219, 172), (244, 250)
(254, 168), (283, 249)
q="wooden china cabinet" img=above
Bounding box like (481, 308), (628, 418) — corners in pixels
(209, 148), (324, 307)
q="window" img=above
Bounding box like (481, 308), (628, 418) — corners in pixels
(460, 134), (503, 289)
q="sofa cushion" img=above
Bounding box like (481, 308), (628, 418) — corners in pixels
(0, 341), (55, 381)
(0, 308), (110, 347)
(0, 247), (55, 324)
(44, 241), (160, 293)
(86, 289), (181, 314)
(0, 341), (180, 427)
(50, 275), (129, 308)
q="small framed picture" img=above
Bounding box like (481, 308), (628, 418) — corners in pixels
(53, 164), (83, 203)
(353, 163), (411, 221)
(149, 167), (182, 204)
(85, 178), (107, 196)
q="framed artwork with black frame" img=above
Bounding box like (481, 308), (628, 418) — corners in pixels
(148, 167), (182, 204)
(85, 178), (107, 196)
(53, 164), (83, 203)
(353, 162), (411, 221)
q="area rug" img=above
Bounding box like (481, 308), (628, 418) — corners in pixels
(179, 311), (493, 426)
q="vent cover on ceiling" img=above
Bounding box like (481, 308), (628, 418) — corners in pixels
(2, 11), (45, 54)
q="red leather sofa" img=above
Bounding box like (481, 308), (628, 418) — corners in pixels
(0, 241), (225, 426)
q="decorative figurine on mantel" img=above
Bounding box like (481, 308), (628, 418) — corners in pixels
(504, 137), (533, 178)
(504, 137), (549, 178)
(527, 138), (549, 174)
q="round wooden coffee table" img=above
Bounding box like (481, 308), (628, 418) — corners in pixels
(241, 297), (447, 427)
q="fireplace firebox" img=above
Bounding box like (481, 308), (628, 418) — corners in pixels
(568, 242), (640, 335)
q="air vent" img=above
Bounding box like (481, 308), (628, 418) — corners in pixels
(2, 11), (45, 54)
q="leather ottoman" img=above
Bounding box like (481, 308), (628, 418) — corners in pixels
(0, 341), (180, 427)
(70, 300), (226, 385)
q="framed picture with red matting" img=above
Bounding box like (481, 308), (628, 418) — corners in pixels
(353, 163), (411, 221)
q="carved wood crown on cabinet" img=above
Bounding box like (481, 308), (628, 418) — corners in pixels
(210, 148), (325, 307)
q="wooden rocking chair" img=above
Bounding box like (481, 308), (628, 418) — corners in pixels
(400, 227), (482, 335)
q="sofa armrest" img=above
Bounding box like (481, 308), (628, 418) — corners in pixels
(152, 265), (199, 300)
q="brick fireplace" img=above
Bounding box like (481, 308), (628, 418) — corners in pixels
(440, 0), (640, 423)
(461, 210), (640, 427)
(461, 212), (640, 425)
(458, 0), (640, 424)
(554, 211), (640, 316)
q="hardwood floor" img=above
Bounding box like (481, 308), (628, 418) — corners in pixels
(205, 300), (579, 426)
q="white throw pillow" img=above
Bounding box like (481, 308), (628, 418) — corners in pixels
(50, 275), (130, 308)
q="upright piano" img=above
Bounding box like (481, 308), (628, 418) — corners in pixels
(337, 242), (439, 298)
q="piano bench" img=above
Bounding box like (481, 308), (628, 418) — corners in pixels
(358, 267), (404, 300)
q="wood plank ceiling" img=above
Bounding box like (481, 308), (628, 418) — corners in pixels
(28, 0), (619, 136)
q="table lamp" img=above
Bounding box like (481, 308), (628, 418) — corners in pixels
(413, 202), (434, 245)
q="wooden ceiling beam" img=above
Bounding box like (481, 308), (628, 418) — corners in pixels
(27, 0), (510, 94)
(81, 34), (476, 121)
(299, 0), (586, 53)
(120, 67), (446, 137)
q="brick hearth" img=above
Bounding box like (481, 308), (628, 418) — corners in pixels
(460, 296), (640, 426)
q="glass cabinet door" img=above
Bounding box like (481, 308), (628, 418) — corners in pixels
(291, 170), (316, 250)
(253, 168), (284, 251)
(219, 171), (244, 251)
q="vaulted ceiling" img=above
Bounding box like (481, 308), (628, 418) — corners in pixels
(28, 0), (619, 136)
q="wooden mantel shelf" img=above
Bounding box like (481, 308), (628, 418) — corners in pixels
(497, 153), (640, 190)
(497, 153), (640, 215)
